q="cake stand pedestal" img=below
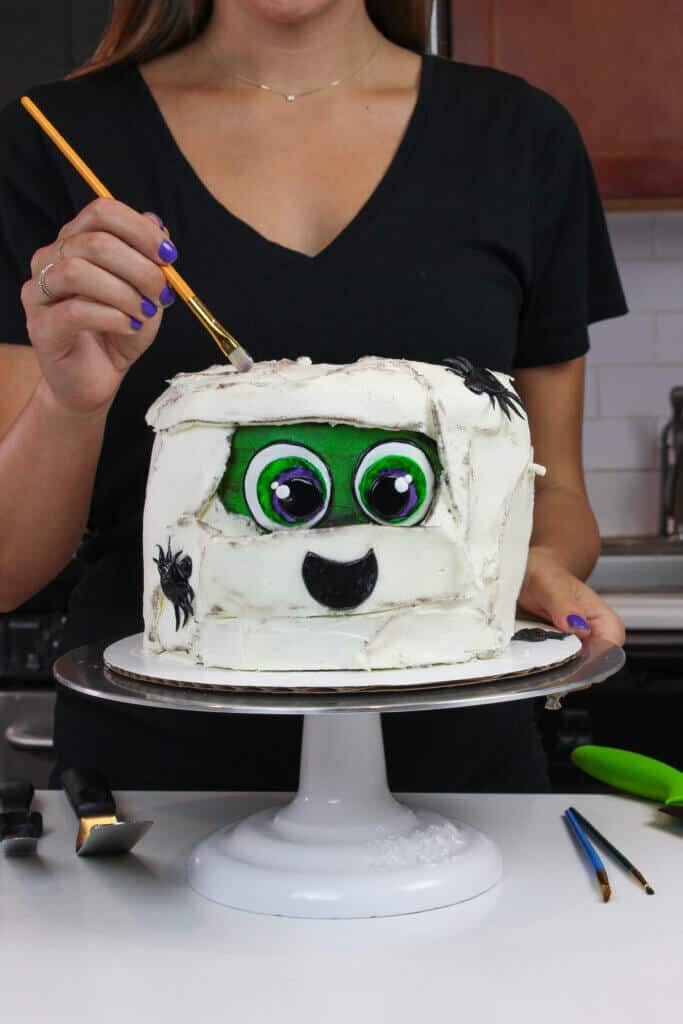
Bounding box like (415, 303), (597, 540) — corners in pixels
(54, 636), (624, 919)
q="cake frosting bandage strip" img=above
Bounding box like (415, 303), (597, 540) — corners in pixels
(104, 627), (581, 694)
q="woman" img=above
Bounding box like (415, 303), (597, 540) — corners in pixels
(0, 0), (627, 790)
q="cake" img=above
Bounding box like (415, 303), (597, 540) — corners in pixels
(142, 356), (544, 671)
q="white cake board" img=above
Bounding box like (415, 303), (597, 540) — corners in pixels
(57, 632), (622, 920)
(102, 623), (581, 693)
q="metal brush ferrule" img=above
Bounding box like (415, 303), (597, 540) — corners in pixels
(188, 295), (240, 357)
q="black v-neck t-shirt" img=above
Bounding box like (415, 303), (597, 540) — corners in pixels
(0, 54), (627, 790)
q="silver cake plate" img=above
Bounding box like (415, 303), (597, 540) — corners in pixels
(102, 620), (582, 695)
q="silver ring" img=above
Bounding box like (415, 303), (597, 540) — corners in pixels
(38, 262), (58, 300)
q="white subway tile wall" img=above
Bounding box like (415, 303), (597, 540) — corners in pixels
(583, 211), (682, 536)
(656, 313), (683, 363)
(585, 470), (660, 537)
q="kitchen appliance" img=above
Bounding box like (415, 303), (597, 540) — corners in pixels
(1, 555), (83, 785)
(660, 386), (683, 538)
(0, 690), (55, 786)
(429, 0), (451, 56)
(0, 779), (43, 856)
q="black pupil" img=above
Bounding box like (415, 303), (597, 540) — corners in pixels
(278, 476), (323, 520)
(367, 474), (410, 519)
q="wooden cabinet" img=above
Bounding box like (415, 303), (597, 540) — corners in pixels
(449, 1), (683, 204)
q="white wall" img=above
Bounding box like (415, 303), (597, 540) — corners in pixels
(584, 211), (683, 536)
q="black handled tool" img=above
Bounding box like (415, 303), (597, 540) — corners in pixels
(0, 779), (43, 857)
(61, 767), (152, 856)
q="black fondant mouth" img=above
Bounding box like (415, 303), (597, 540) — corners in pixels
(302, 549), (378, 610)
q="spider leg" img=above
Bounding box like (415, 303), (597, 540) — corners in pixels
(180, 593), (194, 628)
(501, 390), (525, 420)
(443, 356), (471, 377)
(173, 602), (181, 631)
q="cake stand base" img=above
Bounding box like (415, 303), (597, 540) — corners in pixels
(188, 711), (501, 917)
(54, 636), (625, 919)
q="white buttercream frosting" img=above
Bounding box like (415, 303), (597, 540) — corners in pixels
(142, 357), (539, 672)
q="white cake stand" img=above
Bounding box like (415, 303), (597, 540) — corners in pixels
(53, 633), (624, 919)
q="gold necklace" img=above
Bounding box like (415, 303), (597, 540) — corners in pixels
(231, 41), (381, 103)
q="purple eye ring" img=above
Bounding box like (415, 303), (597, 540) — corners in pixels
(367, 468), (419, 520)
(244, 442), (332, 531)
(270, 465), (324, 523)
(353, 440), (435, 527)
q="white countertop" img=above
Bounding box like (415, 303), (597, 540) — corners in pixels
(2, 790), (680, 1022)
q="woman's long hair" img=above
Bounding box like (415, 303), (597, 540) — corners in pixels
(69, 1), (432, 78)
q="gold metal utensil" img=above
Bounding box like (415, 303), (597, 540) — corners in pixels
(62, 767), (152, 857)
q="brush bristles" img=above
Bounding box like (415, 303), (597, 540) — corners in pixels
(597, 868), (611, 902)
(228, 347), (254, 373)
(632, 868), (655, 894)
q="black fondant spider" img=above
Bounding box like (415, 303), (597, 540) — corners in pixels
(153, 538), (195, 630)
(444, 356), (525, 421)
(512, 627), (570, 642)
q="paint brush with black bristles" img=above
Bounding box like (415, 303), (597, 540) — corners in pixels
(569, 806), (654, 894)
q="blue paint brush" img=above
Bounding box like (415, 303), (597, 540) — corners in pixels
(564, 807), (611, 902)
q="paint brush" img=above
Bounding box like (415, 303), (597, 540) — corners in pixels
(569, 806), (654, 894)
(20, 95), (253, 373)
(564, 807), (611, 902)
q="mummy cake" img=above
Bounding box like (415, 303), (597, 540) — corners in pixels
(142, 356), (544, 671)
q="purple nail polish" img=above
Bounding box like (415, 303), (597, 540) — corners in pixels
(130, 316), (143, 331)
(158, 239), (177, 263)
(141, 296), (157, 317)
(159, 284), (176, 306)
(144, 211), (166, 230)
(567, 614), (589, 631)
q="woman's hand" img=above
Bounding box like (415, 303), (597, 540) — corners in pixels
(21, 199), (177, 418)
(518, 547), (626, 646)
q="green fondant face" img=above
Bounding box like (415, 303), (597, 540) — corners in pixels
(218, 423), (442, 532)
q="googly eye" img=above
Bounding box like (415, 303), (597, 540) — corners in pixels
(353, 441), (435, 526)
(243, 443), (331, 531)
